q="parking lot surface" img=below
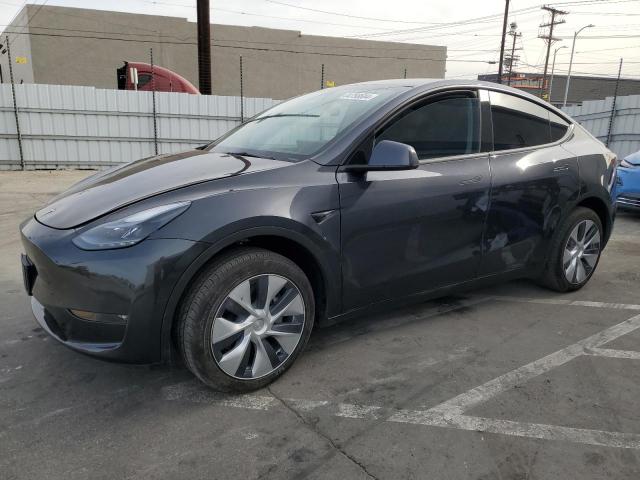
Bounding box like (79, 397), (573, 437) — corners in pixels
(1, 171), (640, 480)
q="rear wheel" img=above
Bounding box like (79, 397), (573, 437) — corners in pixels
(538, 207), (603, 292)
(178, 248), (315, 391)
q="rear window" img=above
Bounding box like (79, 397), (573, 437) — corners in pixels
(489, 91), (569, 151)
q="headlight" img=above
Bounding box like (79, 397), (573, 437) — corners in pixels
(619, 158), (634, 168)
(72, 202), (190, 250)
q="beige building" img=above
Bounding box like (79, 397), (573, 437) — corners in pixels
(0, 5), (447, 99)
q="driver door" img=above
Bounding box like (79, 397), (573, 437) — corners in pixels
(337, 90), (491, 312)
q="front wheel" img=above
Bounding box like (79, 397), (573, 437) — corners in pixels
(538, 207), (603, 292)
(178, 248), (315, 392)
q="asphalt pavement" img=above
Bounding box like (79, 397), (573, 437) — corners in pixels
(1, 171), (640, 480)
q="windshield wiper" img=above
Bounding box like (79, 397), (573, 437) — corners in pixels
(245, 113), (320, 124)
(226, 152), (277, 160)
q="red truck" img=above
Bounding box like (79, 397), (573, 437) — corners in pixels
(117, 61), (200, 94)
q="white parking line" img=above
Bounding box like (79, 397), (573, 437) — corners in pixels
(388, 412), (640, 449)
(585, 348), (640, 360)
(286, 399), (330, 412)
(335, 403), (381, 419)
(163, 382), (276, 410)
(487, 295), (640, 311)
(389, 312), (640, 448)
(163, 303), (640, 449)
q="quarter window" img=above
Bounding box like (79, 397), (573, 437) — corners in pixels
(376, 95), (480, 160)
(549, 111), (570, 142)
(489, 92), (551, 150)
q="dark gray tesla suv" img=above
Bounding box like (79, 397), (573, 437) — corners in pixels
(20, 79), (617, 391)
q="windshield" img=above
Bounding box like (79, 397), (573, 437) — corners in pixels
(210, 84), (410, 161)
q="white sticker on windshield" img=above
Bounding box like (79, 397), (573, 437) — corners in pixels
(340, 92), (379, 101)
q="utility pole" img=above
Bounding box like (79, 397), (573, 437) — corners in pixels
(197, 0), (212, 95)
(239, 56), (244, 123)
(6, 35), (24, 169)
(548, 45), (567, 104)
(150, 48), (158, 156)
(606, 58), (623, 148)
(538, 5), (567, 100)
(497, 0), (510, 84)
(563, 24), (595, 107)
(505, 22), (521, 86)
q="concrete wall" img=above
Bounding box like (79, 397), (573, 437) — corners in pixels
(1, 5), (446, 100)
(548, 75), (640, 107)
(0, 7), (34, 85)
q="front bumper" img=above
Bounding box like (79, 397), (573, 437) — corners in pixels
(30, 296), (127, 355)
(20, 217), (208, 363)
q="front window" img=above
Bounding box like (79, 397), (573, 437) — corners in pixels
(137, 74), (152, 88)
(211, 85), (410, 161)
(376, 94), (481, 160)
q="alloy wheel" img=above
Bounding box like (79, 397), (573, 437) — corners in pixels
(210, 274), (306, 379)
(563, 219), (601, 284)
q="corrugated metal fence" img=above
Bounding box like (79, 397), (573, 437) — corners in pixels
(0, 84), (278, 170)
(563, 94), (640, 160)
(6, 84), (637, 169)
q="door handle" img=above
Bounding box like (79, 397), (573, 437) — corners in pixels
(553, 164), (570, 173)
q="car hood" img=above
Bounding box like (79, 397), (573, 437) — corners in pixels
(35, 150), (290, 229)
(624, 152), (640, 166)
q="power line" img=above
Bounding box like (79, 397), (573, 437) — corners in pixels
(2, 0), (37, 44)
(0, 29), (493, 62)
(557, 34), (640, 38)
(0, 3), (534, 50)
(0, 22), (503, 51)
(130, 0), (403, 31)
(10, 1), (189, 38)
(348, 7), (542, 40)
(213, 7), (390, 30)
(572, 10), (640, 14)
(265, 0), (639, 25)
(5, 0), (640, 82)
(550, 0), (640, 6)
(0, 24), (464, 53)
(263, 0), (436, 25)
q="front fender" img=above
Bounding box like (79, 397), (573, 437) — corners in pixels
(158, 222), (342, 363)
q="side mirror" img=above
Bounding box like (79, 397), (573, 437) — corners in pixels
(344, 140), (419, 172)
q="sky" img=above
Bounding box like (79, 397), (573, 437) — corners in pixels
(1, 0), (639, 80)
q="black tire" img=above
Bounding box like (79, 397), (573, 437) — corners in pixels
(538, 207), (603, 292)
(177, 247), (315, 392)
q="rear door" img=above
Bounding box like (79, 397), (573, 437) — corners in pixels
(338, 89), (492, 311)
(479, 90), (576, 276)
